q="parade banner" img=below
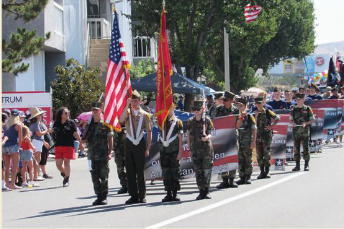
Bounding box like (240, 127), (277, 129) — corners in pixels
(311, 109), (325, 151)
(274, 110), (294, 160)
(270, 114), (289, 171)
(145, 112), (238, 180)
(307, 99), (341, 141)
(336, 99), (344, 136)
(2, 91), (53, 125)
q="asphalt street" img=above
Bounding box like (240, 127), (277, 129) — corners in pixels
(2, 142), (344, 228)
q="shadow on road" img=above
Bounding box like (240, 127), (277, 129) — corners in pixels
(16, 199), (197, 220)
(19, 186), (63, 193)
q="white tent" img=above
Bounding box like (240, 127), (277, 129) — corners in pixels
(240, 87), (266, 97)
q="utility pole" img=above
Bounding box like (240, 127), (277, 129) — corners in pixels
(224, 27), (230, 91)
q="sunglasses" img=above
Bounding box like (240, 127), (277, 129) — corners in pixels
(223, 99), (230, 102)
(191, 108), (201, 111)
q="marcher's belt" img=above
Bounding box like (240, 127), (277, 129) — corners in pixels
(161, 119), (178, 147)
(127, 111), (144, 145)
(160, 134), (178, 147)
(126, 133), (144, 145)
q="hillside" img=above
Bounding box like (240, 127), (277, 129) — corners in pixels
(314, 41), (344, 55)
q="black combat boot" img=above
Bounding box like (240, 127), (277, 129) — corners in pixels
(117, 186), (128, 194)
(196, 190), (204, 200)
(229, 178), (238, 188)
(92, 194), (102, 206)
(125, 197), (139, 205)
(235, 175), (246, 185)
(172, 190), (180, 201)
(257, 166), (266, 179)
(245, 175), (252, 184)
(99, 193), (108, 205)
(292, 161), (301, 172)
(265, 166), (271, 178)
(202, 188), (211, 199)
(216, 178), (230, 189)
(304, 160), (310, 171)
(162, 191), (173, 202)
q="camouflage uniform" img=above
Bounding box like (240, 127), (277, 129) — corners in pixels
(207, 105), (218, 119)
(255, 99), (280, 179)
(83, 112), (113, 205)
(207, 92), (223, 119)
(188, 100), (214, 200)
(235, 113), (256, 184)
(215, 96), (239, 188)
(113, 126), (127, 193)
(159, 115), (183, 202)
(290, 101), (314, 171)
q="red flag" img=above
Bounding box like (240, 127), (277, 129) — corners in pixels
(155, 10), (173, 129)
(104, 10), (132, 132)
(244, 4), (262, 23)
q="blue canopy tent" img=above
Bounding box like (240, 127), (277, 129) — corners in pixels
(131, 72), (215, 95)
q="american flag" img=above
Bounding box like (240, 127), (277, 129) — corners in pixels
(104, 10), (132, 131)
(244, 4), (262, 23)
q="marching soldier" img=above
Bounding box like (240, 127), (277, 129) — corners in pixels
(119, 90), (152, 204)
(113, 124), (127, 194)
(290, 93), (314, 171)
(83, 102), (113, 205)
(187, 99), (214, 200)
(159, 104), (184, 202)
(254, 97), (280, 179)
(214, 91), (239, 189)
(207, 92), (224, 119)
(235, 98), (256, 185)
(206, 94), (214, 110)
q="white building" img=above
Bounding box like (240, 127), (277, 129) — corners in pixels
(2, 0), (156, 91)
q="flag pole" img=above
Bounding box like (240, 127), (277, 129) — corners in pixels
(224, 26), (230, 91)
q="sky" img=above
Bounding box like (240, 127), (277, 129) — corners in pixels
(314, 0), (344, 44)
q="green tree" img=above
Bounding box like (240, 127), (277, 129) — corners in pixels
(132, 0), (315, 109)
(129, 59), (156, 101)
(129, 59), (154, 79)
(2, 0), (50, 75)
(51, 59), (105, 119)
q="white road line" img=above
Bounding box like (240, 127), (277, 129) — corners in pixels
(146, 172), (305, 228)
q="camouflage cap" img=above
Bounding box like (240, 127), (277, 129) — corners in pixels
(91, 102), (103, 110)
(214, 92), (224, 100)
(295, 93), (305, 99)
(254, 97), (264, 104)
(132, 90), (141, 99)
(223, 91), (235, 100)
(331, 87), (338, 91)
(192, 100), (204, 109)
(237, 98), (248, 106)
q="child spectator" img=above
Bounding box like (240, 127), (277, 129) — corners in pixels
(20, 126), (39, 187)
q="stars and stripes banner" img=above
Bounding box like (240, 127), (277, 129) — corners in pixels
(155, 10), (174, 129)
(143, 100), (344, 180)
(145, 113), (238, 180)
(104, 9), (132, 131)
(244, 4), (262, 23)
